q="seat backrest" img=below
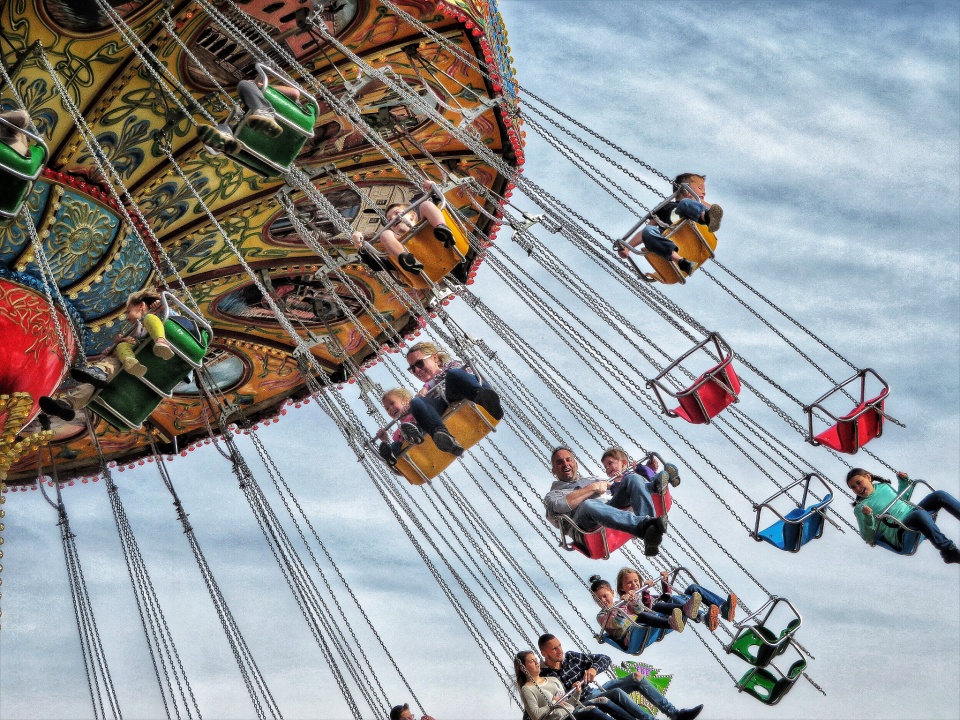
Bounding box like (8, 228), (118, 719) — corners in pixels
(578, 527), (633, 559)
(674, 363), (740, 424)
(819, 396), (886, 454)
(728, 625), (782, 667)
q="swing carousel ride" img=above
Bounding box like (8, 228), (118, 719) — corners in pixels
(1, 0), (956, 718)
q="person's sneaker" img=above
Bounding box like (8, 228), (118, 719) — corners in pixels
(432, 428), (464, 457)
(198, 124), (239, 153)
(665, 462), (681, 487)
(153, 338), (175, 360)
(677, 258), (699, 275)
(39, 396), (75, 422)
(941, 545), (960, 564)
(71, 366), (109, 389)
(721, 593), (738, 623)
(377, 441), (398, 466)
(706, 604), (720, 632)
(247, 110), (283, 138)
(668, 608), (685, 633)
(433, 224), (456, 248)
(473, 387), (504, 420)
(682, 592), (702, 619)
(705, 204), (723, 232)
(397, 252), (425, 273)
(122, 355), (148, 378)
(399, 422), (425, 445)
(674, 704), (704, 720)
(641, 516), (667, 556)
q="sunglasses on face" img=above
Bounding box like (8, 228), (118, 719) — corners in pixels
(407, 354), (434, 373)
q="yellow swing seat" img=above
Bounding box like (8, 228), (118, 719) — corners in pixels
(642, 220), (718, 285)
(394, 400), (499, 485)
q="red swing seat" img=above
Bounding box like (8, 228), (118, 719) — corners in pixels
(805, 369), (890, 454)
(648, 332), (740, 425)
(556, 515), (634, 560)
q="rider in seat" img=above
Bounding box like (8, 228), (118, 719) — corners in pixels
(198, 77), (301, 153)
(618, 173), (723, 276)
(38, 290), (178, 422)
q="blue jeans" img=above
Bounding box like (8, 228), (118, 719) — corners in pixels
(408, 369), (487, 434)
(684, 583), (725, 609)
(584, 676), (680, 720)
(903, 491), (960, 551)
(641, 198), (708, 259)
(572, 474), (657, 536)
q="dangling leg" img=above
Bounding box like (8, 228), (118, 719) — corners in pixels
(906, 492), (960, 563)
(237, 80), (283, 138)
(380, 229), (423, 273)
(143, 313), (175, 360)
(640, 226), (697, 275)
(115, 341), (147, 377)
(418, 199), (455, 247)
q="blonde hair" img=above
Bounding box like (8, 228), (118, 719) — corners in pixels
(382, 387), (412, 405)
(615, 566), (641, 596)
(407, 341), (450, 366)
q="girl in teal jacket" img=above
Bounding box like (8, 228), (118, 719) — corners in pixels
(847, 469), (960, 564)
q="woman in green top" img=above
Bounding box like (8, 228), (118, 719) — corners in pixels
(846, 468), (960, 564)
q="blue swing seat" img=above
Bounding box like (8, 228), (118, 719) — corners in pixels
(599, 624), (672, 656)
(753, 473), (833, 552)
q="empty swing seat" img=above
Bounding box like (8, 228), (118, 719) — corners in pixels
(599, 624), (671, 656)
(0, 129), (47, 219)
(394, 400), (499, 485)
(728, 618), (801, 668)
(648, 332), (740, 425)
(737, 657), (806, 706)
(753, 473), (834, 552)
(89, 296), (212, 431)
(222, 64), (319, 176)
(805, 368), (890, 454)
(557, 515), (634, 560)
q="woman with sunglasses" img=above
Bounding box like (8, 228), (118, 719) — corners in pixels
(404, 341), (503, 456)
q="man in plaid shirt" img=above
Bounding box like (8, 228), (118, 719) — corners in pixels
(537, 634), (704, 720)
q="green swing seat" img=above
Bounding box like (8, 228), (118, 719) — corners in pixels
(89, 297), (212, 431)
(736, 657), (807, 706)
(727, 619), (801, 668)
(0, 126), (47, 219)
(227, 64), (318, 177)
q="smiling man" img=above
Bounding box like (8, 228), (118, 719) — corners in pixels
(544, 447), (667, 556)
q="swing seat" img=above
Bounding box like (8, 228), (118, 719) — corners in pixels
(805, 368), (890, 454)
(556, 514), (634, 560)
(756, 501), (830, 552)
(394, 400), (499, 485)
(736, 657), (806, 706)
(727, 619), (801, 667)
(221, 64), (319, 177)
(753, 473), (833, 552)
(89, 298), (212, 431)
(634, 461), (672, 517)
(874, 530), (925, 556)
(599, 624), (671, 656)
(390, 206), (469, 290)
(642, 220), (718, 285)
(0, 138), (47, 219)
(648, 333), (739, 425)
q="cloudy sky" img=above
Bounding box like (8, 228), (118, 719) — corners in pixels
(1, 1), (958, 719)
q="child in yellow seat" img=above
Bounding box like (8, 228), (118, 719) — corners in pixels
(351, 182), (456, 275)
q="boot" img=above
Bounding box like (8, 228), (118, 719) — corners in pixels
(39, 396), (75, 422)
(71, 365), (109, 389)
(397, 252), (425, 273)
(677, 258), (699, 275)
(122, 355), (148, 378)
(940, 545), (960, 564)
(432, 426), (464, 457)
(705, 204), (723, 232)
(433, 224), (456, 248)
(473, 387), (504, 420)
(153, 338), (175, 360)
(674, 705), (704, 720)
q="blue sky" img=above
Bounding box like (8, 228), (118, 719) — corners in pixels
(1, 1), (958, 719)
